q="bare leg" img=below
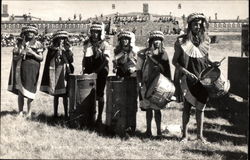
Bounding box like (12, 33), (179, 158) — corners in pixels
(196, 108), (205, 140)
(146, 109), (153, 136)
(181, 101), (192, 140)
(18, 92), (24, 114)
(54, 96), (59, 117)
(27, 98), (33, 117)
(96, 97), (104, 123)
(154, 110), (162, 136)
(63, 95), (68, 118)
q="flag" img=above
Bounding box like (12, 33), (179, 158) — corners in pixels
(112, 4), (115, 9)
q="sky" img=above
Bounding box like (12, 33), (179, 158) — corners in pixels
(2, 0), (249, 21)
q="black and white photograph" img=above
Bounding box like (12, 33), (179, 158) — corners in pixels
(0, 0), (249, 159)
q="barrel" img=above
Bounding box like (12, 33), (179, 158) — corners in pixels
(146, 73), (175, 108)
(106, 76), (137, 137)
(69, 73), (97, 129)
(199, 67), (230, 98)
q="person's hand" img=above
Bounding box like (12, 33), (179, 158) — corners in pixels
(112, 68), (117, 73)
(25, 47), (35, 57)
(186, 71), (198, 82)
(211, 61), (221, 67)
(59, 45), (65, 51)
(128, 67), (136, 73)
(20, 48), (27, 56)
(138, 82), (143, 89)
(64, 41), (71, 50)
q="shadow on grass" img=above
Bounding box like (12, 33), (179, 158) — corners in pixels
(83, 124), (181, 141)
(203, 122), (248, 136)
(0, 110), (19, 117)
(205, 93), (249, 136)
(32, 113), (69, 127)
(0, 110), (181, 141)
(133, 130), (180, 141)
(183, 149), (247, 160)
(30, 112), (119, 138)
(189, 128), (247, 145)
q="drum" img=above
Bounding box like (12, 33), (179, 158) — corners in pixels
(199, 67), (230, 98)
(106, 76), (137, 137)
(68, 73), (97, 129)
(146, 73), (175, 109)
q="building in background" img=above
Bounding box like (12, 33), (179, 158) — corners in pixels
(1, 4), (9, 21)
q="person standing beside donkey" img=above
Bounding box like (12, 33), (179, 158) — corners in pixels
(137, 31), (172, 137)
(8, 24), (44, 118)
(40, 30), (74, 118)
(172, 13), (220, 143)
(82, 22), (110, 126)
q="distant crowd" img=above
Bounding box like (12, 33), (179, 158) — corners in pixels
(113, 16), (149, 24)
(1, 34), (16, 47)
(153, 17), (179, 25)
(1, 33), (88, 48)
(112, 16), (179, 25)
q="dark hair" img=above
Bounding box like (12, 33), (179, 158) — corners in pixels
(52, 37), (69, 47)
(148, 38), (164, 54)
(90, 30), (102, 42)
(115, 38), (132, 55)
(24, 32), (36, 42)
(187, 19), (208, 44)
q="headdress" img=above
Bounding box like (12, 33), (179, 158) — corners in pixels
(89, 22), (105, 40)
(118, 31), (135, 46)
(21, 24), (38, 35)
(52, 30), (69, 40)
(149, 31), (164, 41)
(187, 13), (206, 24)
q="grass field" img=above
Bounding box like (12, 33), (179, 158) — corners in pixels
(0, 39), (248, 159)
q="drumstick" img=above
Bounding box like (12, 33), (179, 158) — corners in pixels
(219, 57), (226, 64)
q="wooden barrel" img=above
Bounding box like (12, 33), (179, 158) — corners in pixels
(106, 76), (137, 137)
(69, 73), (97, 129)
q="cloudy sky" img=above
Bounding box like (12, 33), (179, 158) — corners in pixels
(2, 0), (249, 21)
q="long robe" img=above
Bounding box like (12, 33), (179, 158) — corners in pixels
(40, 46), (73, 96)
(173, 34), (210, 110)
(8, 39), (44, 99)
(137, 48), (171, 110)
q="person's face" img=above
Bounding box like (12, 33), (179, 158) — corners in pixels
(191, 19), (202, 35)
(153, 38), (162, 49)
(25, 31), (35, 39)
(91, 30), (101, 41)
(121, 37), (130, 47)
